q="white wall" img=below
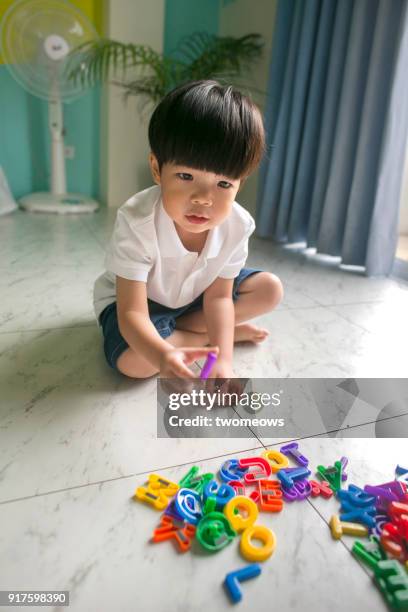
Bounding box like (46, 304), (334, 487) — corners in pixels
(219, 0), (277, 218)
(101, 0), (165, 208)
(101, 0), (276, 211)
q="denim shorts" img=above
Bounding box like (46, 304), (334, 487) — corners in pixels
(98, 267), (264, 372)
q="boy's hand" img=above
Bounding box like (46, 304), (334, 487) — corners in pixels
(205, 358), (245, 403)
(207, 358), (235, 380)
(159, 346), (219, 379)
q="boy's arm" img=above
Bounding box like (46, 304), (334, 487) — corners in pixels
(203, 277), (235, 368)
(117, 276), (219, 378)
(116, 276), (174, 370)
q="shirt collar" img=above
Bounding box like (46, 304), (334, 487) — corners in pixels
(156, 196), (223, 259)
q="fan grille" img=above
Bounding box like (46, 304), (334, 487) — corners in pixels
(0, 0), (98, 101)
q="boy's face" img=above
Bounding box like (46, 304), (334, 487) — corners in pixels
(149, 153), (243, 235)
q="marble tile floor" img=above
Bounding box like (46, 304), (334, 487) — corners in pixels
(1, 206), (408, 611)
(1, 441), (406, 611)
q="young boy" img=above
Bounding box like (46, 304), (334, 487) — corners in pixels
(93, 80), (283, 380)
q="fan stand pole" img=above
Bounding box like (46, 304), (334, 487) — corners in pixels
(18, 75), (99, 214)
(18, 92), (99, 214)
(49, 97), (67, 195)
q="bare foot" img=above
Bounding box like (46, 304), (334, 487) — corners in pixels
(234, 322), (270, 344)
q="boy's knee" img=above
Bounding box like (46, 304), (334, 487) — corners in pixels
(258, 272), (284, 309)
(116, 348), (158, 379)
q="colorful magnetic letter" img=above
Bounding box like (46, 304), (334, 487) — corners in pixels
(240, 525), (276, 562)
(380, 522), (408, 562)
(276, 466), (311, 489)
(228, 480), (246, 496)
(224, 564), (262, 604)
(279, 442), (309, 467)
(224, 496), (258, 532)
(374, 559), (408, 610)
(174, 488), (203, 524)
(178, 466), (199, 487)
(261, 449), (289, 472)
(152, 515), (196, 552)
(329, 515), (369, 540)
(338, 485), (377, 528)
(203, 480), (235, 509)
(135, 474), (179, 510)
(309, 480), (333, 499)
(396, 465), (408, 487)
(257, 479), (283, 512)
(238, 457), (272, 483)
(219, 459), (248, 483)
(196, 511), (236, 552)
(178, 466), (214, 494)
(352, 536), (387, 571)
(316, 461), (343, 493)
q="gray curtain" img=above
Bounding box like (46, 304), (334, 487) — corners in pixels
(256, 0), (408, 276)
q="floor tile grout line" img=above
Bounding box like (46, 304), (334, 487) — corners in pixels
(0, 324), (98, 334)
(0, 302), (364, 335)
(0, 444), (266, 506)
(231, 405), (267, 449)
(2, 300), (406, 336)
(323, 304), (375, 336)
(256, 410), (408, 445)
(3, 403), (404, 503)
(311, 298), (408, 309)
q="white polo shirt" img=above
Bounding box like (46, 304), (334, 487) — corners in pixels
(93, 184), (255, 326)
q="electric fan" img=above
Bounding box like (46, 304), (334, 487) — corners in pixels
(0, 0), (99, 214)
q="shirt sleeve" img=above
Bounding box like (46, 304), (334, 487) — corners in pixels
(218, 218), (255, 279)
(104, 209), (154, 281)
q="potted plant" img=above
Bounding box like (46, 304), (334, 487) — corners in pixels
(67, 30), (266, 117)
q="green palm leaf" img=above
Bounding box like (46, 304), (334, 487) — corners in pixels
(66, 30), (266, 110)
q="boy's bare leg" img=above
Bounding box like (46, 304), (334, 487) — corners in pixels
(175, 272), (283, 341)
(116, 272), (283, 378)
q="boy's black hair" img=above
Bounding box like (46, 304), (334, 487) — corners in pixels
(148, 79), (266, 184)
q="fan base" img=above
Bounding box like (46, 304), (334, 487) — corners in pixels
(19, 192), (99, 214)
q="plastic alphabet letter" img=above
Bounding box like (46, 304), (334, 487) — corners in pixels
(196, 511), (236, 552)
(329, 515), (369, 540)
(338, 484), (376, 508)
(374, 559), (408, 610)
(203, 480), (235, 510)
(352, 536), (387, 571)
(152, 515), (196, 552)
(310, 480), (333, 499)
(337, 485), (377, 528)
(261, 449), (289, 473)
(219, 459), (248, 483)
(276, 466), (311, 489)
(257, 479), (283, 512)
(178, 466), (214, 495)
(174, 488), (203, 525)
(224, 564), (262, 604)
(396, 465), (408, 487)
(380, 522), (408, 563)
(135, 474), (179, 510)
(238, 457), (272, 483)
(240, 525), (276, 562)
(389, 502), (408, 540)
(279, 442), (309, 467)
(316, 461), (343, 493)
(224, 496), (258, 533)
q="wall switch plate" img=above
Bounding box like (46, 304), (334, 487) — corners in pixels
(64, 145), (75, 159)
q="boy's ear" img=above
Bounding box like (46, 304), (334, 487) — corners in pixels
(237, 177), (247, 193)
(149, 152), (161, 185)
